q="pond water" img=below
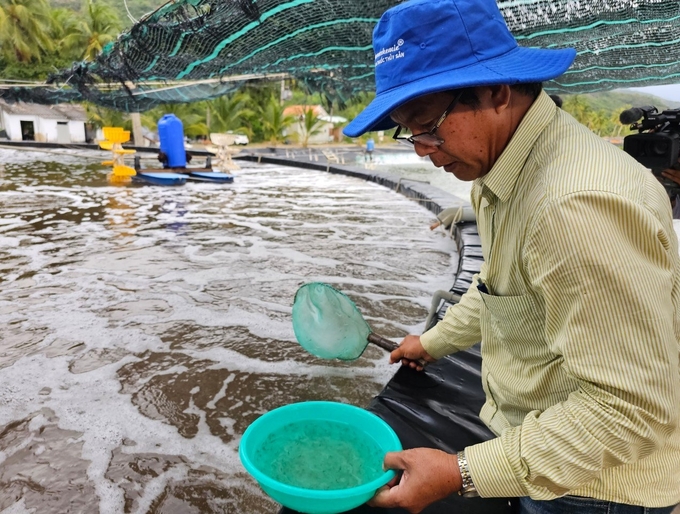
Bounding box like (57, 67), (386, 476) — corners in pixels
(352, 148), (474, 199)
(0, 149), (459, 514)
(280, 146), (474, 201)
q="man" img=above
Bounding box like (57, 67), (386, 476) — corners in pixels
(660, 167), (680, 219)
(343, 0), (680, 513)
(365, 137), (375, 162)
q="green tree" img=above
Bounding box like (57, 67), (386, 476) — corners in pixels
(594, 110), (612, 135)
(48, 8), (80, 51)
(151, 103), (208, 139)
(562, 95), (635, 137)
(86, 103), (130, 130)
(338, 91), (375, 121)
(208, 93), (255, 136)
(242, 82), (280, 141)
(258, 95), (294, 144)
(0, 0), (53, 62)
(299, 106), (324, 147)
(61, 0), (121, 61)
(561, 95), (592, 126)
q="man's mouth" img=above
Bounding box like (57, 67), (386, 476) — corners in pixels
(443, 162), (457, 173)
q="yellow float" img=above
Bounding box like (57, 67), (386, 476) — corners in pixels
(98, 127), (137, 184)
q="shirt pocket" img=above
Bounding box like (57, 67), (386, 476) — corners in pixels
(478, 290), (545, 359)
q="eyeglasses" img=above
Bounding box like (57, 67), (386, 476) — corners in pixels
(392, 91), (463, 147)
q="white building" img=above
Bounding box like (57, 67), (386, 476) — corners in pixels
(0, 100), (88, 143)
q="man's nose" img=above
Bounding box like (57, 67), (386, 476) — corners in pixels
(413, 142), (438, 157)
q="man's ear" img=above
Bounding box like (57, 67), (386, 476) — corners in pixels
(475, 85), (511, 113)
(490, 85), (511, 113)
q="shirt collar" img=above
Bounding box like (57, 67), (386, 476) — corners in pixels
(476, 91), (558, 203)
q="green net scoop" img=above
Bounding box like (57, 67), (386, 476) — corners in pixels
(292, 283), (371, 361)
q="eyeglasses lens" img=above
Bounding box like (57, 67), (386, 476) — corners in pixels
(410, 133), (444, 147)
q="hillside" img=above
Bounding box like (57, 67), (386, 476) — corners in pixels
(568, 90), (680, 111)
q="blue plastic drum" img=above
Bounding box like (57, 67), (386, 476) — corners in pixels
(158, 114), (186, 168)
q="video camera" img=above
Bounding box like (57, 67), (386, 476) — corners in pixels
(620, 105), (680, 199)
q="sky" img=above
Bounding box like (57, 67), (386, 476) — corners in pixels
(625, 84), (680, 102)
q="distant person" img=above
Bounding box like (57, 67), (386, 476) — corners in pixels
(365, 137), (375, 162)
(342, 0), (680, 512)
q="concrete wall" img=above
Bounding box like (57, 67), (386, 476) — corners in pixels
(68, 120), (86, 143)
(1, 112), (85, 143)
(2, 112), (38, 141)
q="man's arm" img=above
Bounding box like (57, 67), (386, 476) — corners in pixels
(660, 168), (680, 218)
(390, 261), (487, 368)
(466, 191), (679, 499)
(418, 262), (487, 359)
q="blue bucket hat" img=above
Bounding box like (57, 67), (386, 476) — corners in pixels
(343, 0), (576, 137)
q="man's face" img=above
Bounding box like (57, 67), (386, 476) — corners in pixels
(390, 87), (510, 181)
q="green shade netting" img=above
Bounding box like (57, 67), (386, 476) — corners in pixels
(292, 283), (372, 361)
(0, 80), (241, 111)
(3, 0), (680, 110)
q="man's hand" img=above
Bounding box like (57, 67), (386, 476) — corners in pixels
(390, 335), (436, 371)
(368, 449), (462, 513)
(661, 167), (680, 186)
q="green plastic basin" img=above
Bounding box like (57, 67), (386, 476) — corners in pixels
(239, 401), (402, 514)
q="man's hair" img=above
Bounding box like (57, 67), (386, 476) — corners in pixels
(549, 94), (563, 108)
(457, 82), (543, 108)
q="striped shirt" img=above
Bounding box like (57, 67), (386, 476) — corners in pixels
(420, 91), (680, 506)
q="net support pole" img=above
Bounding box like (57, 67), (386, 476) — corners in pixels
(130, 112), (144, 147)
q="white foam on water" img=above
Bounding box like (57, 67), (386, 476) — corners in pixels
(0, 498), (35, 514)
(0, 352), (249, 513)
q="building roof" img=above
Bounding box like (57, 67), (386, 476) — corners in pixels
(0, 100), (87, 121)
(283, 105), (328, 118)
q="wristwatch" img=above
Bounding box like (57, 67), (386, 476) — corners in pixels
(457, 450), (479, 497)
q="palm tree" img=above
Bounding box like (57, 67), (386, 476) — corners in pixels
(151, 102), (208, 139)
(562, 95), (592, 126)
(48, 8), (80, 48)
(61, 0), (122, 61)
(0, 0), (53, 62)
(339, 91), (375, 121)
(299, 106), (324, 147)
(587, 109), (613, 136)
(86, 103), (130, 130)
(49, 8), (82, 61)
(208, 93), (255, 136)
(259, 95), (294, 144)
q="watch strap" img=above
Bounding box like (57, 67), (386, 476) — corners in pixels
(457, 450), (479, 497)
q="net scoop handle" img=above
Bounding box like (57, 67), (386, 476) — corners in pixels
(367, 334), (428, 367)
